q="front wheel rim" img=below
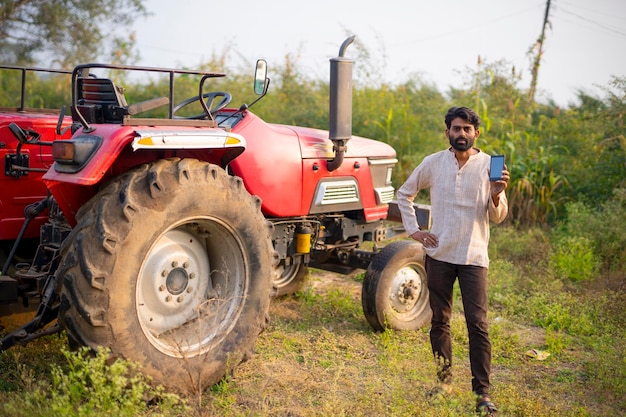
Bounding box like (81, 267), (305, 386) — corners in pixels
(274, 262), (300, 289)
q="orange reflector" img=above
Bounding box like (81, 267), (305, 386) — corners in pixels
(225, 136), (240, 145)
(52, 142), (75, 162)
(136, 137), (154, 146)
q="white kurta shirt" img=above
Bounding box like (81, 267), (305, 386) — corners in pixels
(396, 148), (508, 268)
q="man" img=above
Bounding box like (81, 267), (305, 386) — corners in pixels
(396, 106), (509, 416)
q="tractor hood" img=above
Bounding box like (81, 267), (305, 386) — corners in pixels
(284, 124), (397, 160)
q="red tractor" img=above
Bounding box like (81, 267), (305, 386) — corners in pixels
(0, 38), (431, 392)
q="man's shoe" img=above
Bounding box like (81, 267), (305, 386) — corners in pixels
(475, 395), (498, 416)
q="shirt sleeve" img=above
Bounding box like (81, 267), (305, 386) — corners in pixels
(396, 165), (423, 235)
(488, 191), (508, 224)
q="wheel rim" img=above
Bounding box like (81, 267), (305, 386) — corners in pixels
(136, 218), (247, 357)
(388, 265), (427, 319)
(273, 262), (300, 289)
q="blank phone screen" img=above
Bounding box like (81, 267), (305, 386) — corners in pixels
(490, 155), (505, 181)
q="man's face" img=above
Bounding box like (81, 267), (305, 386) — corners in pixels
(446, 117), (479, 151)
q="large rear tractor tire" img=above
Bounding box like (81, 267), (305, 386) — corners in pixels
(362, 240), (431, 331)
(56, 158), (274, 393)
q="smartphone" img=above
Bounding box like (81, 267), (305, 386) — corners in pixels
(489, 155), (505, 181)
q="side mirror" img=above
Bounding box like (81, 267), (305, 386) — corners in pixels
(254, 60), (268, 95)
(8, 122), (28, 144)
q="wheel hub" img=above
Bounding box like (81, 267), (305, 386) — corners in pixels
(390, 267), (422, 312)
(402, 284), (417, 300)
(166, 267), (189, 295)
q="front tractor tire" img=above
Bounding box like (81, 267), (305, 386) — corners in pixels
(57, 158), (273, 393)
(272, 261), (308, 297)
(362, 240), (431, 331)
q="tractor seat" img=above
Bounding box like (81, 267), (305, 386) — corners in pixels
(76, 77), (129, 124)
(75, 77), (169, 125)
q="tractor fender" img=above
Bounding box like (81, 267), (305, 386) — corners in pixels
(43, 125), (246, 186)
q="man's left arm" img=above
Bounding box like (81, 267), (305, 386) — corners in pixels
(489, 191), (508, 223)
(489, 166), (509, 223)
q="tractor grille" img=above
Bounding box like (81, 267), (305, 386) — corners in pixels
(315, 180), (360, 205)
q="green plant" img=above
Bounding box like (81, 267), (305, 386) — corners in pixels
(549, 235), (599, 282)
(1, 347), (188, 417)
(555, 192), (626, 274)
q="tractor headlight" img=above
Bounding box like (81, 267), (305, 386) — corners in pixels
(52, 135), (102, 173)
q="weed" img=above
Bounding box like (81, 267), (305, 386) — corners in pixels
(549, 235), (599, 282)
(1, 346), (188, 417)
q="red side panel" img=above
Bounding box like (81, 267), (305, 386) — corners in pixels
(0, 113), (71, 239)
(230, 114), (305, 217)
(301, 157), (377, 209)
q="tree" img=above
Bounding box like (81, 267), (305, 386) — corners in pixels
(528, 0), (552, 104)
(0, 0), (148, 68)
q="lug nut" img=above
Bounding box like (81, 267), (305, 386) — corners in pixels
(158, 285), (166, 292)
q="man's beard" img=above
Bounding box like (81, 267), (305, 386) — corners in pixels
(449, 135), (474, 151)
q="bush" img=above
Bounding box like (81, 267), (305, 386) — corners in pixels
(553, 189), (626, 276)
(2, 347), (189, 417)
(549, 235), (599, 282)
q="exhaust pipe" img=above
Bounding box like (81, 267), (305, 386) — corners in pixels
(327, 36), (355, 172)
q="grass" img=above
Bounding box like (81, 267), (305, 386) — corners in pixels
(0, 227), (624, 416)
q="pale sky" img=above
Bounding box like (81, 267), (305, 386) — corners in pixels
(132, 0), (626, 107)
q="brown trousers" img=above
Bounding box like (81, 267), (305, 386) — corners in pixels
(425, 255), (491, 396)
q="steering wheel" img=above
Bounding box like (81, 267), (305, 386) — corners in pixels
(172, 91), (232, 119)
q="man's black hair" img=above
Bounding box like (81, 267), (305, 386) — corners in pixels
(445, 106), (481, 130)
